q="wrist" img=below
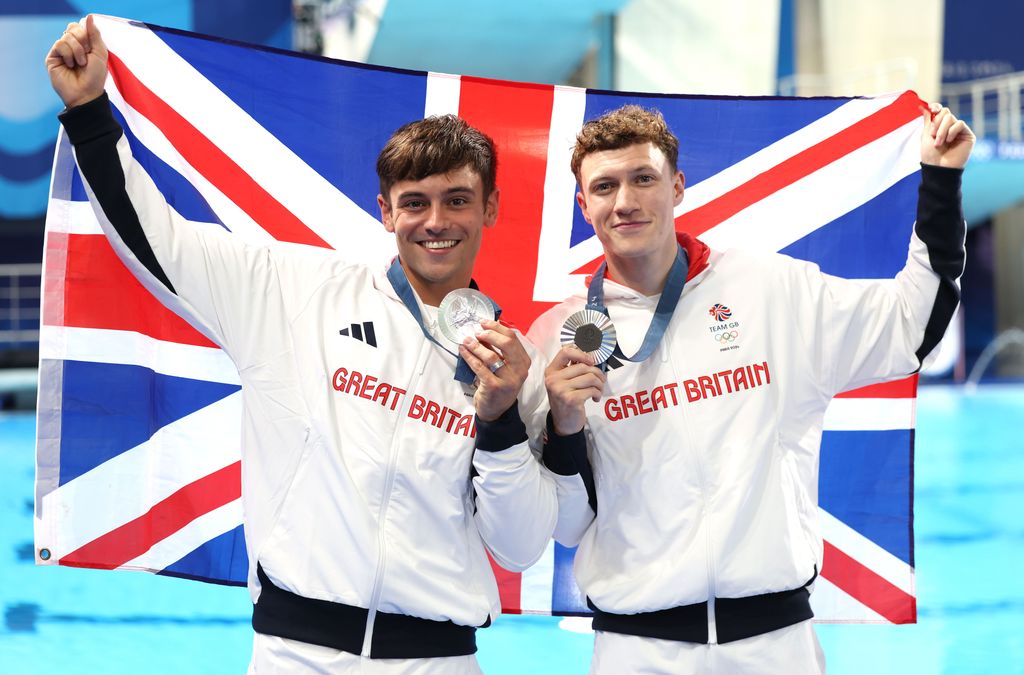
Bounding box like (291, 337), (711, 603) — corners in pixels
(553, 419), (583, 436)
(551, 407), (584, 436)
(64, 92), (105, 110)
(474, 402), (527, 452)
(543, 412), (586, 476)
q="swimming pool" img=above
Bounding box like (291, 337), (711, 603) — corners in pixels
(2, 384), (1021, 673)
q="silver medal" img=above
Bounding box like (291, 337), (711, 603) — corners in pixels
(560, 309), (617, 364)
(438, 288), (496, 345)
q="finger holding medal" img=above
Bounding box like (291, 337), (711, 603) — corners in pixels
(544, 344), (606, 437)
(460, 319), (532, 422)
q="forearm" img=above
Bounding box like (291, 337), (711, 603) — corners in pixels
(472, 404), (558, 571)
(60, 93), (178, 295)
(59, 93), (280, 358)
(541, 414), (596, 547)
(910, 163), (966, 363)
(812, 164), (965, 392)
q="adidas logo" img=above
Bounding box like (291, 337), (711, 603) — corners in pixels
(339, 321), (377, 347)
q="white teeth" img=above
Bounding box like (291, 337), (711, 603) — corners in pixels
(422, 240), (457, 250)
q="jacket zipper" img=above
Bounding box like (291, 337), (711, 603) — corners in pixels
(360, 337), (431, 656)
(666, 328), (718, 644)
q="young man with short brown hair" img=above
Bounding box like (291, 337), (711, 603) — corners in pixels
(48, 16), (559, 674)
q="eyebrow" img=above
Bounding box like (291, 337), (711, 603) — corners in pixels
(586, 164), (659, 189)
(396, 186), (477, 201)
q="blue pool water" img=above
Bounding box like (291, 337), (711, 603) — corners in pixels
(2, 384), (1022, 673)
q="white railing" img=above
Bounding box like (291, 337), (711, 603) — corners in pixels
(0, 263), (42, 346)
(942, 71), (1024, 141)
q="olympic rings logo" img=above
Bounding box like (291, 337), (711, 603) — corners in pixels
(714, 331), (739, 342)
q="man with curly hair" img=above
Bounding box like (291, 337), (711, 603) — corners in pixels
(529, 103), (973, 673)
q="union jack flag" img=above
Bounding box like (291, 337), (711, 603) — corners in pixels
(709, 304), (732, 322)
(36, 15), (921, 624)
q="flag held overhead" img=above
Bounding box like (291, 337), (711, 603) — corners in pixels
(37, 14), (920, 623)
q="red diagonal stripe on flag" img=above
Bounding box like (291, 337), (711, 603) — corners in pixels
(57, 232), (217, 347)
(835, 374), (919, 399)
(821, 540), (916, 624)
(675, 91), (925, 237)
(59, 461), (241, 570)
(105, 51), (331, 249)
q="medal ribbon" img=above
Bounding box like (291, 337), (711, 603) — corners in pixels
(386, 259), (501, 384)
(586, 244), (689, 365)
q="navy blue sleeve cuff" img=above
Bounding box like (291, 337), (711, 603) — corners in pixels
(58, 92), (120, 146)
(918, 163), (963, 212)
(915, 162), (965, 273)
(474, 402), (528, 452)
(542, 413), (586, 476)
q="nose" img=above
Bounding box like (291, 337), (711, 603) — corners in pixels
(423, 204), (445, 233)
(613, 184), (639, 215)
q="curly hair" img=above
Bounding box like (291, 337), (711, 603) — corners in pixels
(376, 115), (497, 202)
(570, 105), (679, 183)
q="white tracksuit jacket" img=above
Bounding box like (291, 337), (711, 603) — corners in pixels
(59, 94), (558, 660)
(527, 164), (965, 644)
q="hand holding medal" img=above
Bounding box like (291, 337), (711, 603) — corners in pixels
(545, 243), (688, 435)
(544, 310), (611, 436)
(438, 288), (530, 422)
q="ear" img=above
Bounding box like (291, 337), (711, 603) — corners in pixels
(576, 191), (593, 224)
(672, 170), (685, 207)
(483, 188), (500, 228)
(377, 194), (395, 233)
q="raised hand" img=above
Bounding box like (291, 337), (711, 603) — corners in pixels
(544, 345), (606, 437)
(460, 319), (532, 422)
(920, 103), (975, 169)
(46, 15), (108, 108)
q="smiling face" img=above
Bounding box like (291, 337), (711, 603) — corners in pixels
(378, 165), (498, 306)
(576, 141), (684, 294)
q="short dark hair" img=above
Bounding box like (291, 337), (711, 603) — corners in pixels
(376, 115), (498, 202)
(571, 105), (679, 183)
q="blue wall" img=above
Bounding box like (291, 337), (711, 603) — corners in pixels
(943, 0), (1024, 83)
